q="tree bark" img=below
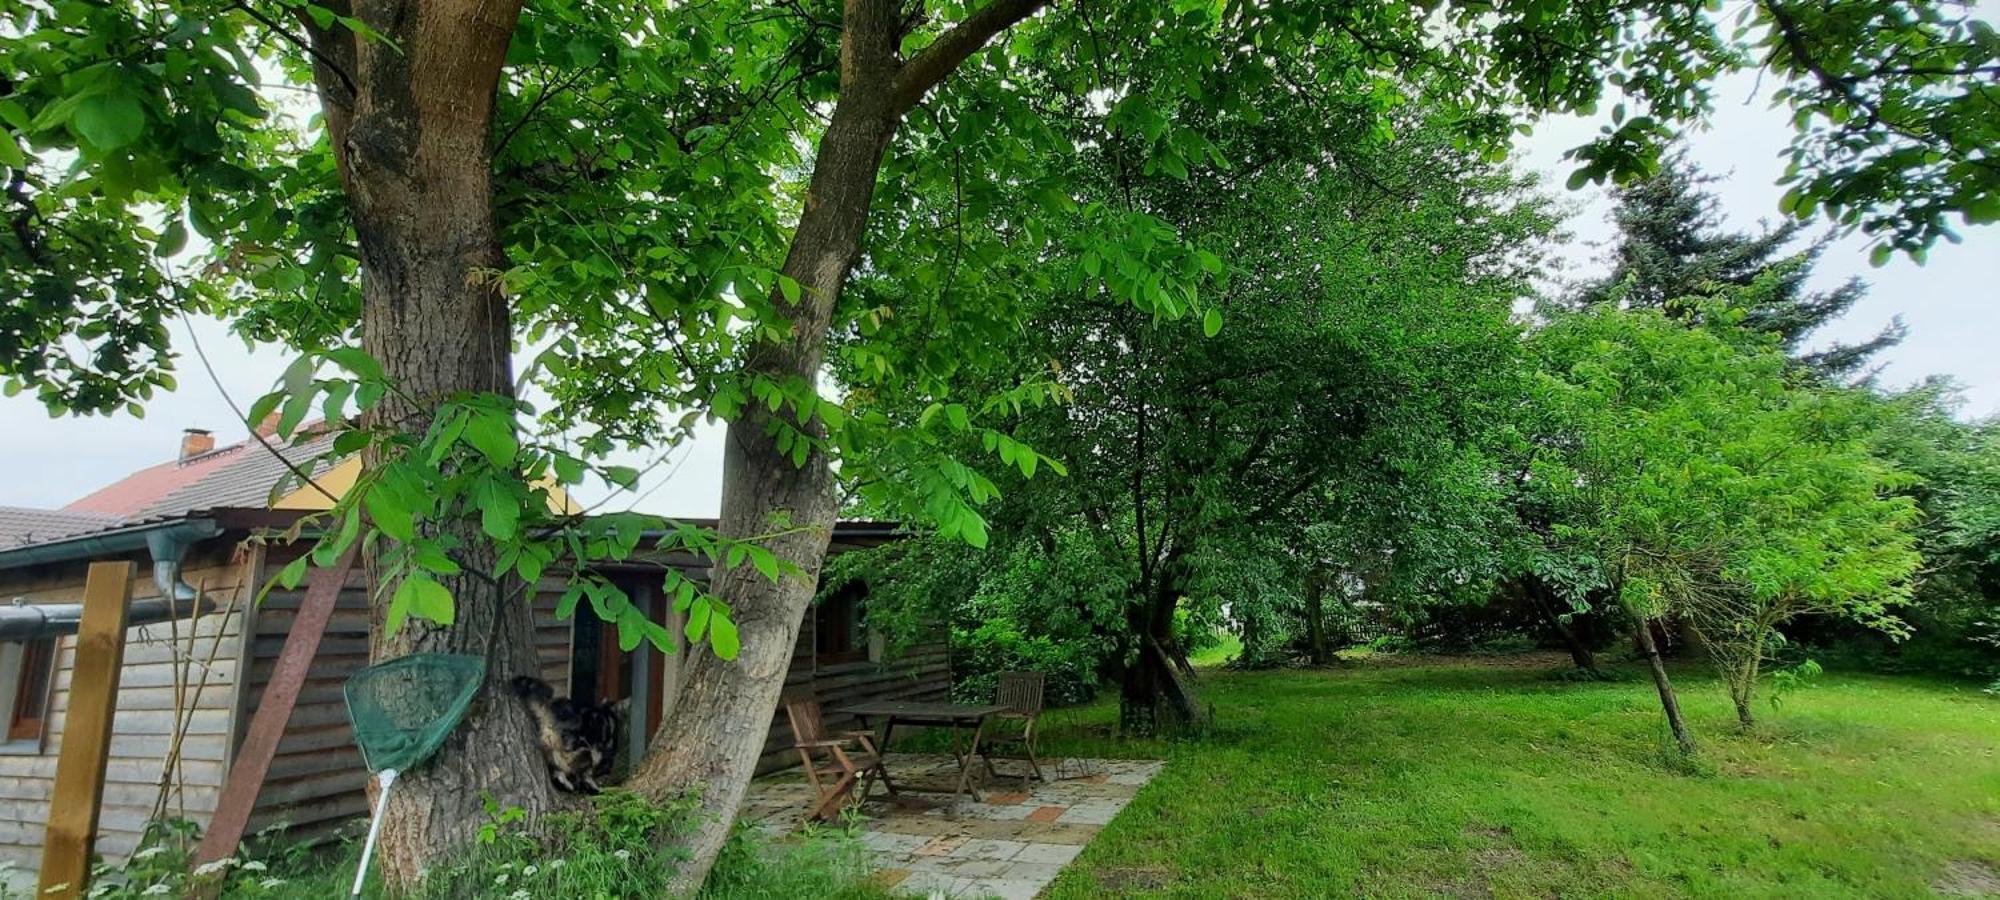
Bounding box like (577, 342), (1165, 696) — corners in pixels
(1118, 560), (1208, 736)
(1519, 578), (1598, 674)
(306, 0), (553, 887)
(1730, 640), (1762, 728)
(625, 1), (1043, 891)
(1304, 570), (1330, 666)
(1632, 616), (1695, 756)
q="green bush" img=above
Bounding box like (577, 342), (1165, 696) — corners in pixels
(951, 617), (1101, 707)
(38, 789), (882, 900)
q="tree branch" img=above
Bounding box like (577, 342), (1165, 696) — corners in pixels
(891, 0), (1046, 113)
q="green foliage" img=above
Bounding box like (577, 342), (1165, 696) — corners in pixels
(837, 534), (1123, 706)
(846, 111), (1550, 716)
(238, 348), (825, 654)
(1811, 381), (2000, 680)
(1511, 306), (1921, 719)
(396, 791), (694, 898)
(3, 0), (1991, 530)
(58, 792), (884, 900)
(1560, 151), (1905, 379)
(49, 819), (343, 898)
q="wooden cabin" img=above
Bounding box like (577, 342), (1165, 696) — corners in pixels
(0, 426), (945, 876)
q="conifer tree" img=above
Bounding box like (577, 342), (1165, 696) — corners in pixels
(1567, 153), (1906, 378)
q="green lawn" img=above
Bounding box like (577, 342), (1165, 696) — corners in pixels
(1031, 655), (2000, 899)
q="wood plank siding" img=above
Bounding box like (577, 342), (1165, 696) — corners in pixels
(240, 530), (943, 844)
(0, 544), (254, 872)
(0, 523), (941, 875)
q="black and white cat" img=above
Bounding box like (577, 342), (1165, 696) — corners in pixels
(510, 675), (624, 794)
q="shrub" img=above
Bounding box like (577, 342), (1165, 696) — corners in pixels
(951, 617), (1100, 707)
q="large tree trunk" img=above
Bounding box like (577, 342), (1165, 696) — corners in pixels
(1632, 615), (1695, 756)
(627, 46), (897, 900)
(1118, 563), (1209, 736)
(623, 2), (1042, 890)
(306, 0), (551, 887)
(1304, 570), (1330, 666)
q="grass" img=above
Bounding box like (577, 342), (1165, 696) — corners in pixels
(1030, 653), (2000, 899)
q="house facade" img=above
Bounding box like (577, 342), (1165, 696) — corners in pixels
(0, 425), (944, 874)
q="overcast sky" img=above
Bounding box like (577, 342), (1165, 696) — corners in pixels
(2, 70), (1993, 517)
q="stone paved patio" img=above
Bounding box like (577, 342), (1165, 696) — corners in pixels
(741, 754), (1164, 899)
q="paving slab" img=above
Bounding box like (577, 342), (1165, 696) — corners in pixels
(742, 753), (1164, 898)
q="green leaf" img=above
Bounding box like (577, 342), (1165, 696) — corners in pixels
(275, 555), (309, 591)
(73, 90), (146, 150)
(324, 347), (385, 382)
(708, 610), (740, 659)
(156, 218), (188, 256)
(0, 129), (24, 169)
(411, 542), (461, 575)
(478, 479), (520, 540)
(390, 574), (455, 631)
(1202, 307), (1223, 337)
(364, 485), (415, 542)
(745, 544), (779, 582)
(462, 411), (518, 468)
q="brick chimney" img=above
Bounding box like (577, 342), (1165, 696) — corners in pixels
(179, 428), (215, 462)
(254, 410), (283, 439)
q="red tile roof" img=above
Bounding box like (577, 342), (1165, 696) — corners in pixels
(62, 430), (338, 521)
(64, 445), (247, 519)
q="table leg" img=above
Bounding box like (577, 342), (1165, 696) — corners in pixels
(950, 717), (989, 816)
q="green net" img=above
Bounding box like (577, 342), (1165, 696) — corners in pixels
(343, 653), (486, 774)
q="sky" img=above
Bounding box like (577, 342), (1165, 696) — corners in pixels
(1, 72), (1993, 518)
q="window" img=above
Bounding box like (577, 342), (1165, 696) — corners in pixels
(814, 583), (869, 665)
(5, 639), (56, 744)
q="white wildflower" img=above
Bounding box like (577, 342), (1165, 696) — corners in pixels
(192, 859), (234, 877)
(509, 890), (531, 900)
(260, 878), (288, 889)
(240, 860), (268, 872)
(613, 849), (632, 861)
(548, 859), (565, 869)
(131, 846), (168, 861)
(142, 884), (172, 896)
(521, 864), (539, 877)
(494, 872), (510, 886)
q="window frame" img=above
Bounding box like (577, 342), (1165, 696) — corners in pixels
(1, 637), (58, 752)
(813, 583), (871, 666)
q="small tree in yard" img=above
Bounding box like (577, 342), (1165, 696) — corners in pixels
(1523, 307), (1920, 748)
(4, 0), (1993, 888)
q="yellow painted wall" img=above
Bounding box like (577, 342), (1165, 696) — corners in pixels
(273, 458), (581, 514)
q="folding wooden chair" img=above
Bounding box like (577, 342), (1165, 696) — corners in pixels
(980, 671), (1047, 787)
(784, 694), (894, 821)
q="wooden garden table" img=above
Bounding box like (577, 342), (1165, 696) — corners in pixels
(840, 700), (1012, 814)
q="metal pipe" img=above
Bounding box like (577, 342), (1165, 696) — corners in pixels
(0, 595), (213, 640)
(0, 517), (224, 640)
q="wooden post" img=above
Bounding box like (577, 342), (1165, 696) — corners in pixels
(37, 561), (135, 899)
(191, 551), (355, 875)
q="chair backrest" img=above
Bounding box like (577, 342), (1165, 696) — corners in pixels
(996, 671), (1045, 717)
(784, 694), (827, 745)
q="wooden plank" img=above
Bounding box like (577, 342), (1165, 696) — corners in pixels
(37, 561), (135, 900)
(192, 551), (354, 869)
